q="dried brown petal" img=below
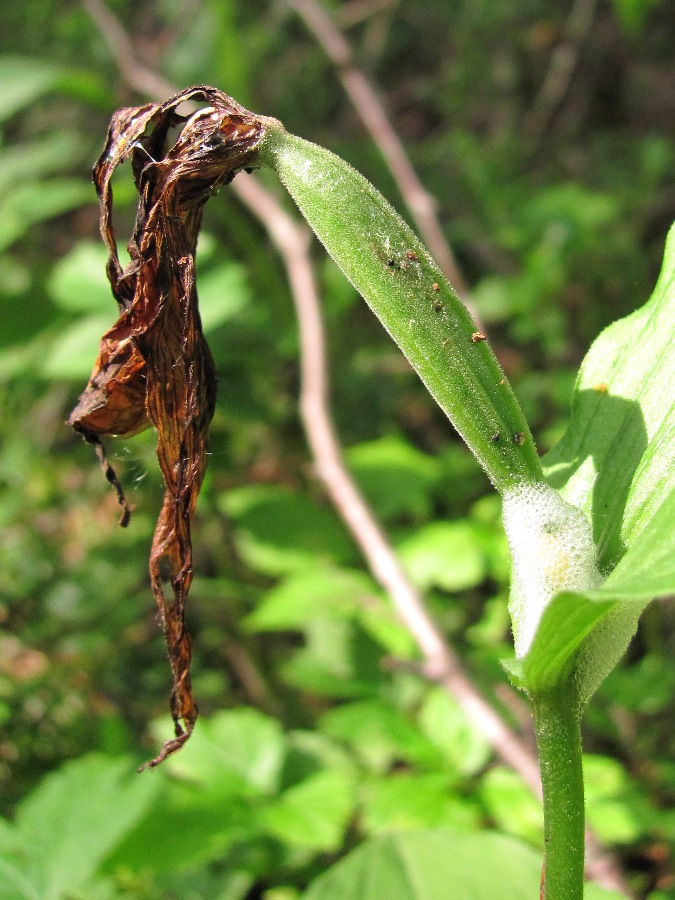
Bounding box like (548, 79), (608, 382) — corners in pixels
(69, 87), (267, 767)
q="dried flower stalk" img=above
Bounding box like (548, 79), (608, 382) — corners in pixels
(70, 87), (265, 767)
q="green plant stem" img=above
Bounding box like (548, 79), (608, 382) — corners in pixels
(531, 689), (585, 900)
(258, 125), (544, 494)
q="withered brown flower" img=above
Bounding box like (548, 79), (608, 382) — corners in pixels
(69, 87), (266, 768)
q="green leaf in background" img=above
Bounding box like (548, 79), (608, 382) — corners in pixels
(396, 521), (487, 593)
(219, 485), (358, 575)
(302, 830), (542, 900)
(345, 435), (441, 522)
(260, 769), (355, 852)
(195, 260), (250, 332)
(0, 132), (82, 195)
(0, 180), (94, 253)
(417, 687), (491, 777)
(360, 773), (481, 835)
(47, 241), (111, 313)
(244, 566), (378, 633)
(1, 755), (159, 900)
(479, 766), (543, 847)
(41, 313), (116, 380)
(523, 223), (675, 699)
(152, 708), (285, 796)
(244, 565), (417, 660)
(583, 755), (646, 846)
(0, 57), (64, 121)
(319, 699), (443, 773)
(281, 615), (386, 699)
(610, 0), (663, 34)
(282, 729), (358, 787)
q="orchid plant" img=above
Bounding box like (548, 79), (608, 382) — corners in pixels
(73, 87), (675, 899)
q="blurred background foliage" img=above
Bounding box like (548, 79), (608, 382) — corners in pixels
(0, 0), (674, 897)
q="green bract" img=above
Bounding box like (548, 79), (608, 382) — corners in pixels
(525, 221), (675, 702)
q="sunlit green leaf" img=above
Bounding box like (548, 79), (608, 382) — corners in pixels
(152, 709), (285, 796)
(523, 223), (675, 699)
(47, 241), (111, 313)
(9, 755), (159, 900)
(360, 773), (480, 835)
(479, 766), (542, 847)
(0, 57), (65, 121)
(244, 566), (377, 632)
(196, 261), (250, 332)
(417, 687), (491, 776)
(346, 435), (440, 521)
(319, 699), (443, 773)
(41, 313), (115, 380)
(396, 521), (487, 592)
(261, 770), (355, 852)
(219, 485), (358, 575)
(302, 831), (542, 900)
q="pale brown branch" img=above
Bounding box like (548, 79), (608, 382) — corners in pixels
(523, 0), (599, 142)
(81, 4), (629, 892)
(82, 0), (176, 99)
(284, 0), (472, 305)
(336, 0), (395, 30)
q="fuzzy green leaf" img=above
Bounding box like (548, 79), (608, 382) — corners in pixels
(260, 127), (543, 492)
(523, 223), (675, 698)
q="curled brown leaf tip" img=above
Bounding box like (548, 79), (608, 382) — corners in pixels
(69, 87), (267, 767)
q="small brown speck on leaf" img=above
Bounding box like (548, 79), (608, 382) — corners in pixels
(432, 282), (440, 292)
(490, 432), (500, 442)
(514, 432), (525, 445)
(471, 331), (486, 343)
(593, 382), (609, 393)
(68, 87), (266, 769)
(405, 250), (418, 261)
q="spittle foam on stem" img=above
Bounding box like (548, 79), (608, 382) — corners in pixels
(502, 483), (602, 659)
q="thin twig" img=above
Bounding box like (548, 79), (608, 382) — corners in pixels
(523, 0), (599, 143)
(80, 3), (629, 892)
(284, 0), (472, 305)
(82, 0), (176, 99)
(336, 0), (395, 30)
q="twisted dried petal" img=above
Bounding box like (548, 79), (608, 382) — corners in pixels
(69, 87), (267, 766)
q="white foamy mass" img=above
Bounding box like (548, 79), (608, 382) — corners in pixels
(502, 482), (602, 658)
